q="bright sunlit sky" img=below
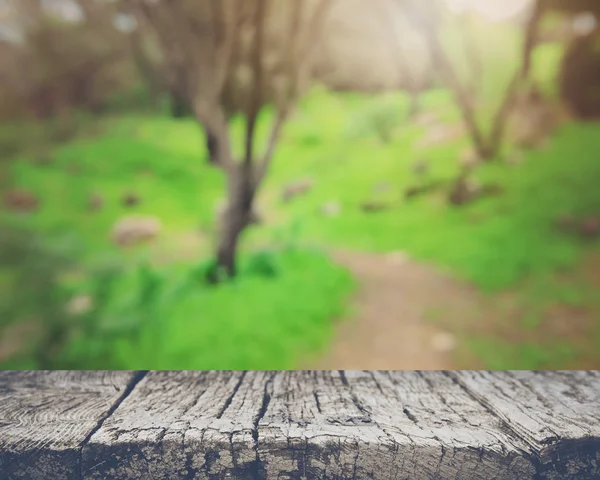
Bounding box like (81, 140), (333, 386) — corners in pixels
(443, 0), (533, 22)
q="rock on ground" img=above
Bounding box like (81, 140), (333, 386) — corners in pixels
(111, 216), (162, 247)
(320, 201), (342, 217)
(121, 193), (140, 208)
(3, 189), (39, 212)
(65, 295), (93, 316)
(373, 182), (392, 194)
(281, 178), (314, 203)
(361, 200), (390, 213)
(431, 332), (457, 353)
(88, 194), (104, 212)
(314, 250), (475, 370)
(417, 123), (465, 149)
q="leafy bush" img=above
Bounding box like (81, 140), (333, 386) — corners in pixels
(0, 227), (77, 368)
(345, 96), (408, 143)
(43, 248), (355, 370)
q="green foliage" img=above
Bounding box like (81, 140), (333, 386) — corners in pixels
(0, 227), (78, 367)
(244, 249), (280, 279)
(2, 21), (600, 369)
(0, 113), (90, 161)
(50, 248), (353, 370)
(466, 337), (577, 370)
(345, 96), (409, 143)
(267, 89), (600, 292)
(103, 82), (165, 114)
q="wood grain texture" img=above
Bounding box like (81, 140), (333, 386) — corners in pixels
(0, 371), (142, 480)
(1, 371), (599, 480)
(451, 371), (600, 480)
(257, 371), (535, 479)
(82, 371), (266, 480)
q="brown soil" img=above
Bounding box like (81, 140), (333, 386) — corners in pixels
(314, 250), (600, 370)
(0, 320), (40, 364)
(315, 250), (483, 370)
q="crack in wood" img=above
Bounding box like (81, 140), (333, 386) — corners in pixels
(78, 370), (148, 480)
(217, 371), (247, 420)
(447, 371), (600, 479)
(443, 371), (540, 449)
(248, 372), (275, 480)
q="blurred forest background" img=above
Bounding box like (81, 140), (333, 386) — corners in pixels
(1, 0), (600, 370)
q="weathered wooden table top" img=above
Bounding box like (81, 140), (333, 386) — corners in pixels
(0, 371), (599, 480)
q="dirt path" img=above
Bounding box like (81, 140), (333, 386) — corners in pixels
(315, 250), (485, 370)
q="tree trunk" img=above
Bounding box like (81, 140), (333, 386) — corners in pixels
(211, 166), (256, 281)
(170, 90), (193, 118)
(426, 36), (493, 160)
(192, 103), (227, 168)
(214, 224), (242, 279)
(205, 131), (220, 166)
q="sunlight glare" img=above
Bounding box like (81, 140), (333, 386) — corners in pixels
(443, 0), (533, 22)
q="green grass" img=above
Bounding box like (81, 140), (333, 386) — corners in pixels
(263, 90), (600, 291)
(2, 111), (360, 369)
(465, 337), (578, 370)
(49, 247), (355, 370)
(2, 27), (600, 369)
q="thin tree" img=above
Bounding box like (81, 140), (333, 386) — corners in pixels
(129, 0), (332, 280)
(398, 0), (532, 161)
(386, 6), (429, 118)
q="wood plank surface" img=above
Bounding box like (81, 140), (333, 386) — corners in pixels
(451, 371), (600, 480)
(1, 371), (599, 480)
(82, 371), (265, 480)
(0, 371), (142, 480)
(257, 370), (535, 479)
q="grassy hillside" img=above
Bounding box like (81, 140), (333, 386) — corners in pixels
(2, 35), (600, 369)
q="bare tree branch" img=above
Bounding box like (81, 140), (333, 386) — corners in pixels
(459, 13), (483, 94)
(283, 1), (304, 101)
(521, 0), (545, 81)
(294, 0), (335, 96)
(244, 0), (269, 167)
(488, 69), (525, 156)
(126, 0), (334, 278)
(405, 0), (533, 160)
(253, 0), (334, 185)
(209, 0), (240, 95)
(254, 106), (290, 187)
(425, 30), (490, 157)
